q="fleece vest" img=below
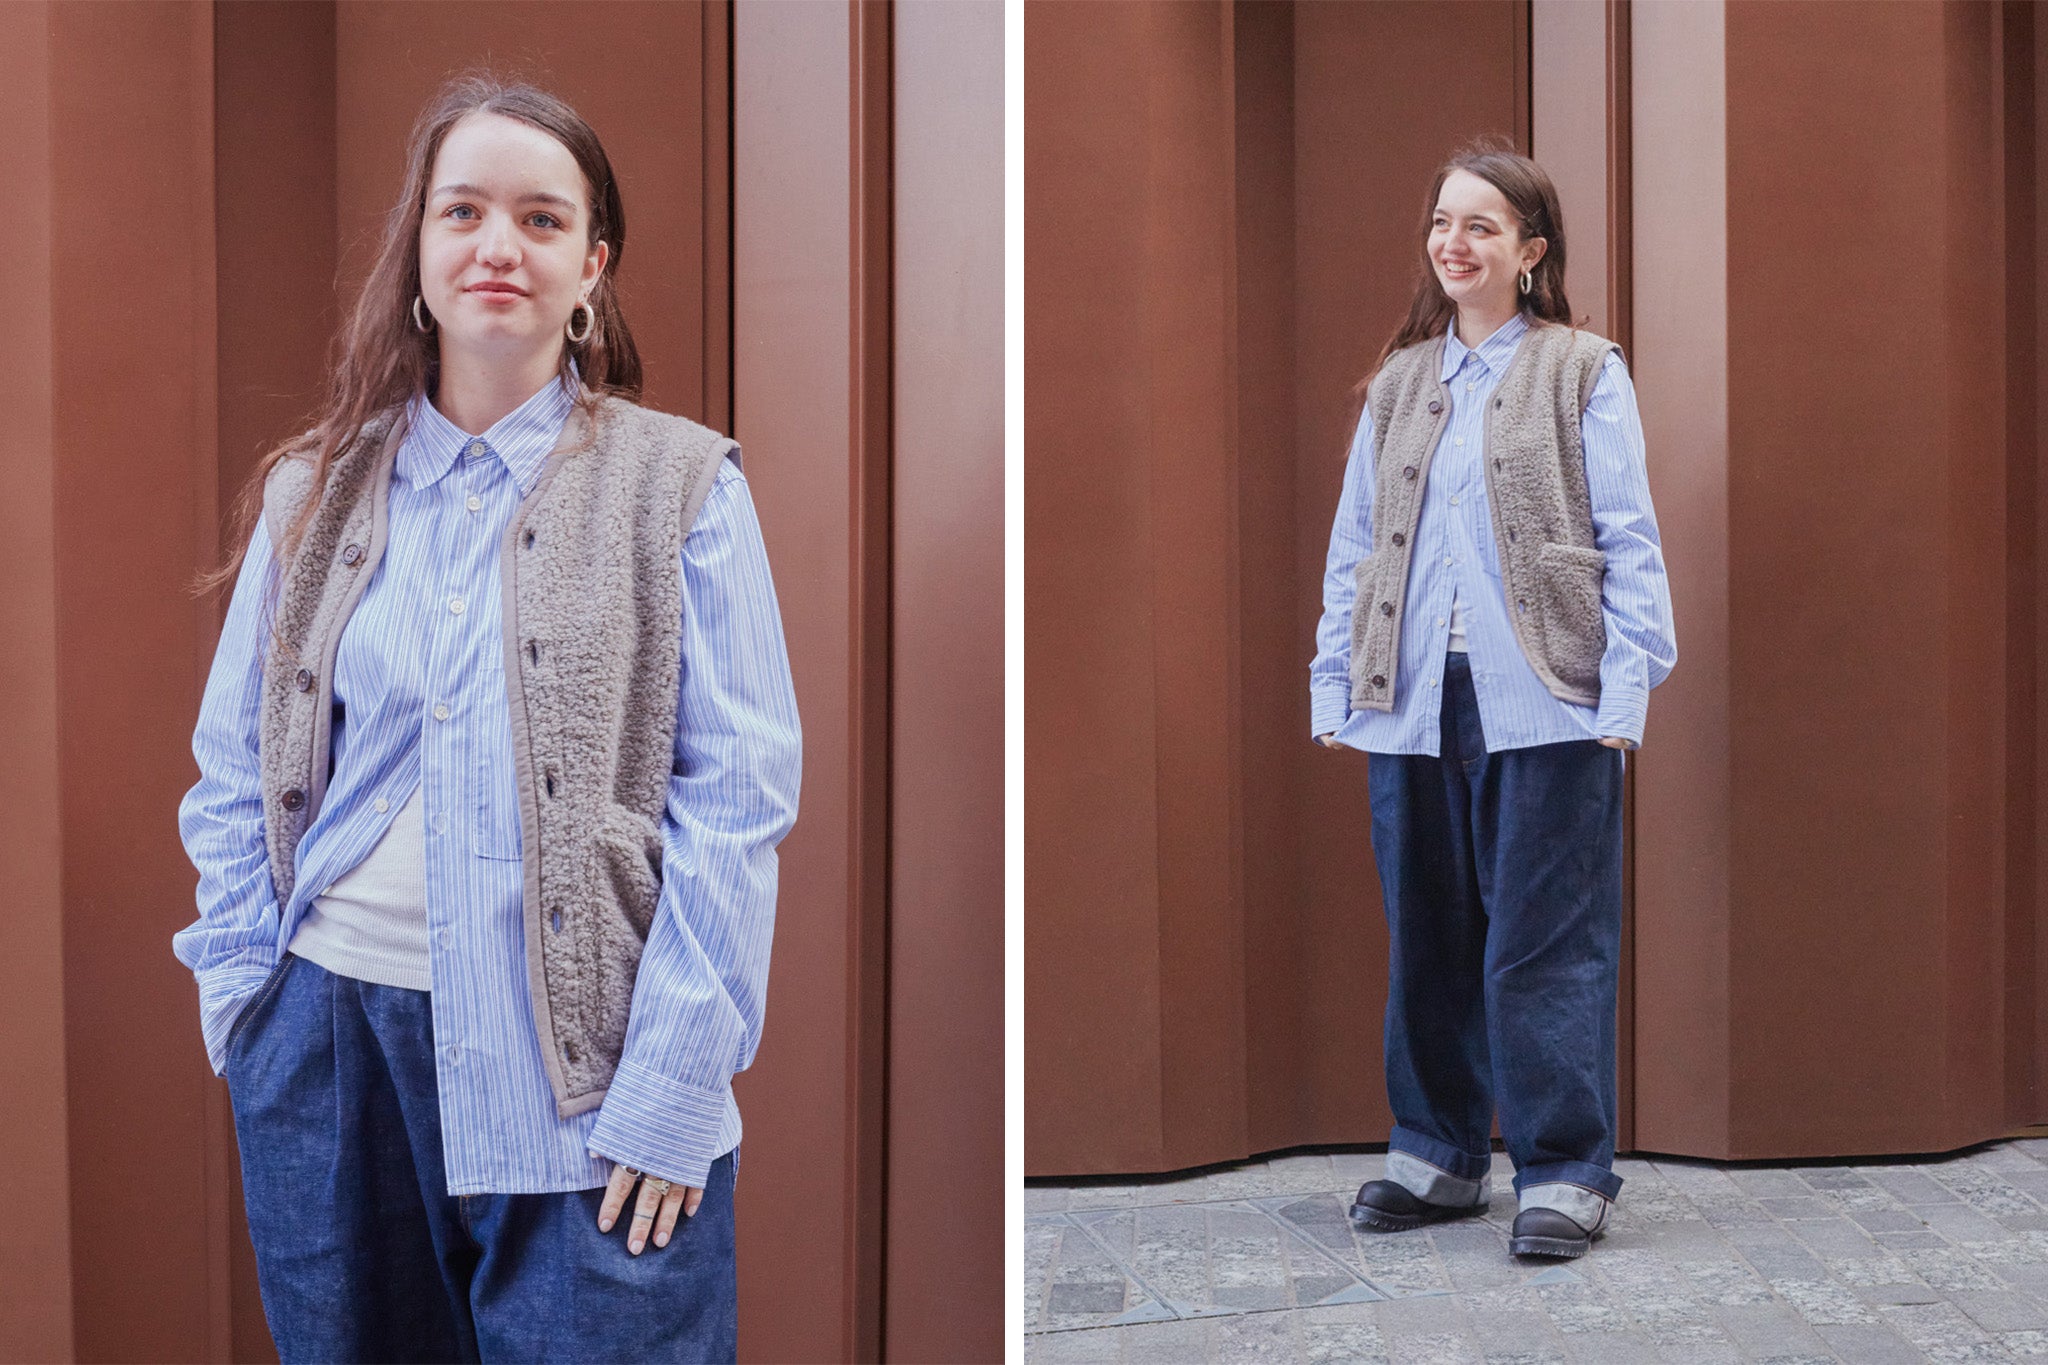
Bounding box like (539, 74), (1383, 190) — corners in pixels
(1349, 318), (1622, 712)
(258, 390), (733, 1118)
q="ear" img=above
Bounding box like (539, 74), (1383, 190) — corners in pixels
(583, 239), (610, 295)
(1523, 237), (1548, 272)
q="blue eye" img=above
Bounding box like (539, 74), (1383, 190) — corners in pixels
(447, 204), (476, 220)
(531, 212), (561, 230)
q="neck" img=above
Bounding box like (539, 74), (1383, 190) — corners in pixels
(1454, 297), (1521, 348)
(432, 344), (564, 436)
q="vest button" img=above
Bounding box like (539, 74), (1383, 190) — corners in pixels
(294, 668), (314, 692)
(1508, 528), (1518, 542)
(1494, 458), (1502, 471)
(1403, 466), (1418, 481)
(1371, 674), (1386, 688)
(1380, 601), (1394, 617)
(281, 788), (305, 811)
(1390, 532), (1405, 547)
(565, 1040), (581, 1063)
(1427, 400), (1442, 415)
(341, 543), (364, 566)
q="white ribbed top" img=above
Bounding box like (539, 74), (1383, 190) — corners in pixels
(286, 782), (431, 991)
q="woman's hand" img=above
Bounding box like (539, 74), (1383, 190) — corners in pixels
(597, 1161), (704, 1254)
(1597, 736), (1628, 749)
(1316, 734), (1343, 749)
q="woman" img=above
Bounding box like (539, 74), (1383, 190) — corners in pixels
(174, 76), (800, 1361)
(1309, 144), (1675, 1260)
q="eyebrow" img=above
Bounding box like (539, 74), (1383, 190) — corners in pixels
(430, 182), (579, 215)
(1433, 209), (1501, 226)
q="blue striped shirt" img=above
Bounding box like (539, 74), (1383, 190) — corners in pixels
(174, 367), (801, 1193)
(1310, 310), (1676, 755)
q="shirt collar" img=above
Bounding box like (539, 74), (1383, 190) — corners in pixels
(1439, 309), (1530, 383)
(396, 357), (581, 495)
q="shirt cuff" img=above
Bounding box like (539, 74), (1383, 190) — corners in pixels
(194, 954), (282, 1077)
(1311, 686), (1352, 743)
(586, 1056), (744, 1190)
(1593, 682), (1647, 751)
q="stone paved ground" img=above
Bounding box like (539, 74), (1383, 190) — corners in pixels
(1024, 1140), (2048, 1363)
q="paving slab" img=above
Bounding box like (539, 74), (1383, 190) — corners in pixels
(1024, 1138), (2048, 1361)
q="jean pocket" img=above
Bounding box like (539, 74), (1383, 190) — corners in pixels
(224, 954), (298, 1067)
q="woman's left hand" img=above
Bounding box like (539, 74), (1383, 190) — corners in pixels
(1597, 736), (1628, 749)
(598, 1161), (705, 1254)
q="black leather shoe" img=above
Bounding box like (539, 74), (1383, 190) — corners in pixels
(1348, 1179), (1487, 1232)
(1509, 1207), (1596, 1258)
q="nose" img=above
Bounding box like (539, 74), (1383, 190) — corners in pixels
(476, 212), (521, 268)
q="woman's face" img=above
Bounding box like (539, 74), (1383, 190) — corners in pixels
(418, 110), (607, 366)
(1429, 168), (1543, 312)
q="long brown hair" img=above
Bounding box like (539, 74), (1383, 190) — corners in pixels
(199, 73), (640, 594)
(1358, 139), (1580, 396)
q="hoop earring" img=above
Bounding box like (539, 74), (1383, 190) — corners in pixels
(1518, 269), (1533, 296)
(566, 300), (594, 345)
(412, 294), (435, 334)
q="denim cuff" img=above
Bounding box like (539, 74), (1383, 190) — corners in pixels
(1514, 1159), (1624, 1203)
(1519, 1180), (1612, 1234)
(1387, 1125), (1492, 1206)
(1385, 1150), (1488, 1209)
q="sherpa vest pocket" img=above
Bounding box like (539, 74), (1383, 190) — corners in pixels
(1533, 541), (1608, 695)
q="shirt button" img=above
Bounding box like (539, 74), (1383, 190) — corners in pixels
(1438, 617), (1446, 626)
(433, 703), (451, 721)
(374, 797), (389, 814)
(449, 597), (466, 615)
(444, 1043), (461, 1063)
(1450, 495), (1460, 505)
(1454, 437), (1464, 445)
(432, 812), (448, 834)
(1444, 557), (1453, 567)
(467, 440), (486, 458)
(438, 928), (454, 949)
(1466, 383), (1475, 392)
(1430, 677), (1439, 687)
(466, 495), (482, 513)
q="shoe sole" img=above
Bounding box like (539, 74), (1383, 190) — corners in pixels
(1348, 1199), (1488, 1232)
(1510, 1233), (1591, 1258)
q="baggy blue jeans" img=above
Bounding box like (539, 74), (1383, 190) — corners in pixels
(1366, 651), (1625, 1228)
(223, 953), (738, 1364)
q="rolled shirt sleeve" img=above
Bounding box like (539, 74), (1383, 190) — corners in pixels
(174, 515), (286, 1076)
(1309, 403), (1378, 741)
(1582, 352), (1677, 748)
(585, 464), (803, 1189)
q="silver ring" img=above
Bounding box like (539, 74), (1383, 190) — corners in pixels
(646, 1177), (674, 1197)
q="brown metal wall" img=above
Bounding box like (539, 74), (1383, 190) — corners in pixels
(888, 2), (1006, 1360)
(4, 1), (1001, 1360)
(1026, 0), (1523, 1177)
(1028, 0), (2048, 1177)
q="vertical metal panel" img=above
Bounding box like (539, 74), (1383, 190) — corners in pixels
(732, 4), (869, 1359)
(0, 4), (76, 1361)
(1719, 0), (1962, 1154)
(887, 2), (1004, 1359)
(1023, 0), (1172, 1174)
(1629, 0), (1733, 1158)
(45, 3), (222, 1359)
